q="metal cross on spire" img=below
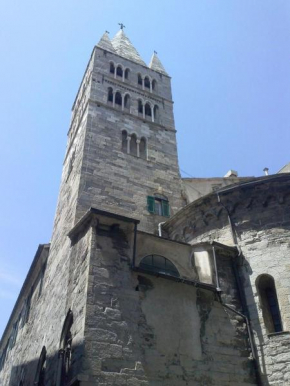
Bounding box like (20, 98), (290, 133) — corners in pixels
(118, 23), (126, 30)
(154, 50), (158, 55)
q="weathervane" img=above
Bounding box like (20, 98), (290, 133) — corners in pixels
(105, 30), (110, 34)
(118, 23), (126, 30)
(154, 50), (158, 55)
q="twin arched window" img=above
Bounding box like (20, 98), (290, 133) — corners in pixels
(139, 255), (179, 277)
(121, 130), (147, 159)
(256, 274), (283, 334)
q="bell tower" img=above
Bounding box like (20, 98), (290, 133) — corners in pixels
(60, 28), (184, 233)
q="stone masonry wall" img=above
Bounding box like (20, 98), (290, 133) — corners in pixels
(164, 176), (290, 385)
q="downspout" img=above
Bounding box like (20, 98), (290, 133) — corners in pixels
(131, 222), (138, 269)
(216, 192), (262, 386)
(158, 222), (165, 237)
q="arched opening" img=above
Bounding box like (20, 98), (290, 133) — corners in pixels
(154, 105), (159, 123)
(121, 130), (127, 152)
(256, 275), (283, 333)
(109, 62), (115, 74)
(138, 74), (142, 86)
(130, 133), (137, 156)
(139, 137), (147, 159)
(107, 87), (113, 103)
(125, 68), (130, 79)
(124, 94), (130, 110)
(138, 100), (143, 116)
(58, 310), (73, 385)
(145, 103), (152, 117)
(115, 92), (122, 107)
(139, 255), (180, 277)
(144, 76), (150, 89)
(116, 65), (123, 77)
(152, 79), (157, 91)
(34, 346), (46, 386)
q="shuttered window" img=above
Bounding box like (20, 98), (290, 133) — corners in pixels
(147, 196), (170, 217)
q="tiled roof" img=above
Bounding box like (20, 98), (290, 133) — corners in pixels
(111, 30), (146, 66)
(96, 32), (116, 53)
(149, 52), (169, 76)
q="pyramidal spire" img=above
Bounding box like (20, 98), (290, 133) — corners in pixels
(149, 52), (169, 76)
(111, 29), (146, 66)
(97, 31), (116, 53)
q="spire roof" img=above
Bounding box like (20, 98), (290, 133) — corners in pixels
(96, 31), (116, 52)
(149, 52), (169, 76)
(111, 29), (146, 66)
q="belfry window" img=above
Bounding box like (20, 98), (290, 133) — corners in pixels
(138, 100), (143, 115)
(153, 105), (159, 123)
(145, 103), (152, 117)
(152, 79), (157, 91)
(116, 65), (123, 77)
(115, 92), (122, 106)
(121, 130), (127, 152)
(138, 74), (142, 85)
(139, 137), (147, 159)
(256, 274), (283, 334)
(139, 255), (180, 277)
(147, 195), (170, 217)
(125, 68), (130, 79)
(130, 134), (137, 156)
(144, 76), (150, 89)
(107, 87), (113, 103)
(110, 62), (115, 74)
(124, 94), (130, 110)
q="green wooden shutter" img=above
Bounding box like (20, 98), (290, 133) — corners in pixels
(162, 200), (170, 217)
(147, 196), (155, 214)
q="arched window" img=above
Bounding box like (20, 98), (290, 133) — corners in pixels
(107, 87), (113, 103)
(139, 255), (180, 277)
(152, 79), (157, 91)
(154, 105), (159, 123)
(130, 134), (137, 156)
(116, 65), (123, 77)
(58, 310), (73, 385)
(121, 130), (127, 152)
(145, 103), (152, 117)
(138, 100), (143, 115)
(139, 137), (147, 159)
(115, 92), (122, 106)
(125, 68), (130, 79)
(34, 346), (46, 386)
(138, 74), (142, 86)
(124, 94), (130, 110)
(144, 76), (150, 89)
(256, 275), (283, 333)
(109, 62), (115, 74)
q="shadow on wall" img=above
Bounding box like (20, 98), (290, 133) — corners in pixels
(8, 342), (84, 386)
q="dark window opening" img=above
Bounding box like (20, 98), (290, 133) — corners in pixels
(152, 79), (157, 91)
(145, 103), (152, 117)
(110, 62), (115, 74)
(125, 68), (129, 79)
(147, 196), (170, 217)
(121, 130), (127, 152)
(138, 100), (143, 114)
(115, 92), (122, 106)
(256, 274), (283, 333)
(107, 88), (113, 103)
(153, 105), (159, 122)
(139, 137), (147, 159)
(144, 76), (150, 89)
(124, 94), (130, 109)
(116, 66), (123, 77)
(130, 134), (137, 156)
(139, 255), (180, 277)
(138, 74), (142, 85)
(60, 310), (73, 385)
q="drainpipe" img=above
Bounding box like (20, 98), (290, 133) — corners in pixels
(158, 222), (165, 237)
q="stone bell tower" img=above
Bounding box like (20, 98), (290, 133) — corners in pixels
(60, 27), (184, 234)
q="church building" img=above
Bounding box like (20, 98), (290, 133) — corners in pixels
(1, 27), (290, 386)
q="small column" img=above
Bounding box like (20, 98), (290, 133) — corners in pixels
(150, 81), (152, 93)
(114, 67), (117, 79)
(151, 106), (154, 123)
(122, 71), (125, 82)
(113, 92), (116, 108)
(142, 105), (145, 119)
(122, 95), (124, 111)
(142, 77), (145, 91)
(136, 139), (140, 158)
(126, 135), (131, 154)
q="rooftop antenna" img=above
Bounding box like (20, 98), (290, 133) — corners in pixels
(118, 23), (125, 30)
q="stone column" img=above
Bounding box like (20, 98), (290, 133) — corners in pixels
(126, 135), (131, 154)
(136, 139), (140, 158)
(151, 106), (154, 122)
(113, 92), (116, 108)
(114, 67), (117, 79)
(122, 95), (124, 111)
(150, 81), (152, 93)
(142, 77), (144, 90)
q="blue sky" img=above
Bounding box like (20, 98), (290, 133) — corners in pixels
(0, 0), (290, 336)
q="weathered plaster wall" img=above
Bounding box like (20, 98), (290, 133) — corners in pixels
(164, 175), (290, 385)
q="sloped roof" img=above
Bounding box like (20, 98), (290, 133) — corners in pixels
(111, 29), (146, 66)
(96, 32), (116, 53)
(149, 52), (169, 76)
